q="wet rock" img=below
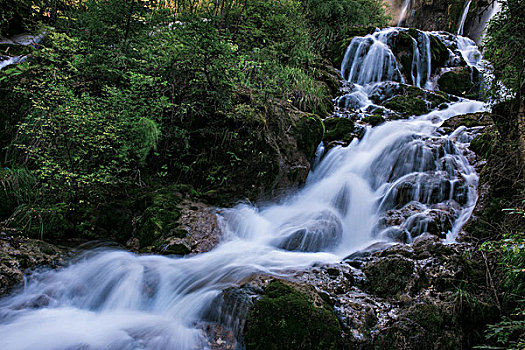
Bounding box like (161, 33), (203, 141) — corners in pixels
(399, 0), (470, 33)
(381, 172), (468, 210)
(205, 284), (262, 339)
(344, 241), (397, 262)
(284, 237), (496, 349)
(0, 233), (67, 295)
(322, 117), (355, 144)
(441, 112), (492, 130)
(243, 280), (342, 350)
(363, 255), (415, 297)
(276, 210), (343, 252)
(151, 200), (223, 256)
(370, 134), (461, 191)
(438, 67), (474, 98)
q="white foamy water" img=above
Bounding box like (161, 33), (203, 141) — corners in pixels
(0, 28), (488, 350)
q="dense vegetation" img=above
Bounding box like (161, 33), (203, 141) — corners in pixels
(0, 0), (388, 242)
(0, 0), (524, 348)
(470, 0), (525, 347)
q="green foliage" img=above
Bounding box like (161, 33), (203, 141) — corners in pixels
(469, 130), (499, 159)
(0, 0), (388, 239)
(305, 0), (389, 54)
(0, 0), (66, 35)
(478, 205), (525, 349)
(244, 280), (342, 350)
(484, 314), (525, 350)
(484, 0), (525, 103)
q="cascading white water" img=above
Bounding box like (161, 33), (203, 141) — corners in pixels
(340, 28), (434, 92)
(410, 32), (432, 89)
(0, 33), (44, 71)
(0, 55), (26, 70)
(0, 28), (488, 350)
(457, 0), (472, 36)
(341, 28), (405, 86)
(398, 0), (411, 26)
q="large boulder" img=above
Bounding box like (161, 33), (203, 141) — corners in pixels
(244, 280), (342, 350)
(322, 117), (355, 144)
(438, 67), (475, 98)
(275, 211), (343, 252)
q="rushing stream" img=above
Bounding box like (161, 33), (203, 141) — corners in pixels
(0, 28), (487, 350)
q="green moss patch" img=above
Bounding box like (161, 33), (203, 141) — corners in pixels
(429, 35), (449, 73)
(136, 186), (185, 248)
(362, 114), (385, 127)
(363, 256), (415, 297)
(384, 95), (428, 118)
(244, 280), (342, 350)
(323, 117), (354, 143)
(293, 114), (325, 157)
(438, 69), (474, 98)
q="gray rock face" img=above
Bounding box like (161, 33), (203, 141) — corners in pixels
(286, 238), (497, 349)
(0, 232), (67, 295)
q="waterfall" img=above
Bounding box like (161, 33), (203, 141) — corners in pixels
(0, 55), (26, 70)
(340, 28), (434, 91)
(0, 28), (487, 350)
(457, 0), (472, 36)
(0, 33), (44, 71)
(398, 0), (411, 26)
(340, 28), (405, 86)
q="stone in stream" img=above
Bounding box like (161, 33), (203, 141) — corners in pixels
(275, 210), (343, 252)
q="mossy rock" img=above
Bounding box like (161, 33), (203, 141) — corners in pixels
(429, 35), (449, 73)
(323, 117), (354, 143)
(383, 95), (428, 117)
(407, 303), (444, 334)
(399, 54), (414, 85)
(438, 69), (473, 98)
(136, 186), (184, 247)
(244, 280), (342, 350)
(441, 112), (492, 130)
(393, 31), (415, 54)
(469, 129), (498, 159)
(363, 256), (414, 297)
(380, 84), (450, 118)
(293, 114), (325, 157)
(315, 62), (341, 96)
(362, 114), (385, 127)
(404, 84), (449, 108)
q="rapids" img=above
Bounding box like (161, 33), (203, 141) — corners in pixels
(0, 28), (488, 350)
